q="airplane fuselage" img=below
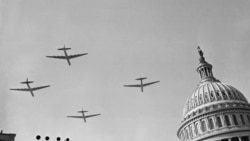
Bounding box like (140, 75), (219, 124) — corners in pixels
(80, 111), (87, 122)
(140, 80), (144, 92)
(26, 83), (34, 97)
(63, 50), (71, 65)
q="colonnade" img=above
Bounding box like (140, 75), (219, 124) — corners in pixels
(220, 136), (250, 141)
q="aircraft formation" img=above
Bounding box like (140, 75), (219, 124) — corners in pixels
(9, 44), (160, 123)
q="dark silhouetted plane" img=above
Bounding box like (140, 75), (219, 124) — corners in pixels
(10, 78), (50, 97)
(46, 45), (88, 66)
(67, 108), (101, 123)
(124, 77), (160, 92)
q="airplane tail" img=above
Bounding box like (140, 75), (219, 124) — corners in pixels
(136, 77), (147, 81)
(58, 47), (71, 51)
(21, 78), (33, 84)
(78, 110), (88, 113)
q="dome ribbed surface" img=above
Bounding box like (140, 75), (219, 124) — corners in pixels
(183, 81), (248, 118)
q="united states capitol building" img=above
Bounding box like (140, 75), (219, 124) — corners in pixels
(177, 47), (250, 141)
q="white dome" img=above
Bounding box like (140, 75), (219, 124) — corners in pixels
(183, 80), (248, 118)
(177, 47), (250, 141)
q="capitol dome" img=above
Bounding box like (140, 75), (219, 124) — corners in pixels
(177, 47), (250, 141)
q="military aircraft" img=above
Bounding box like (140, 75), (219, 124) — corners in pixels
(10, 78), (50, 97)
(124, 77), (160, 92)
(67, 108), (101, 123)
(46, 45), (88, 66)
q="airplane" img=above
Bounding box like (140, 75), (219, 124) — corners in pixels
(124, 77), (160, 92)
(67, 108), (101, 123)
(10, 78), (50, 97)
(46, 45), (88, 66)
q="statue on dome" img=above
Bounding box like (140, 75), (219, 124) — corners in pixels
(197, 46), (206, 63)
(197, 46), (203, 57)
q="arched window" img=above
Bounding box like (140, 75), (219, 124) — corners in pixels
(208, 118), (214, 129)
(224, 115), (231, 126)
(233, 114), (238, 125)
(200, 120), (207, 132)
(222, 91), (228, 100)
(240, 114), (245, 125)
(194, 122), (199, 135)
(216, 91), (221, 100)
(204, 93), (209, 103)
(189, 125), (193, 138)
(216, 116), (222, 127)
(210, 91), (215, 101)
(199, 94), (203, 104)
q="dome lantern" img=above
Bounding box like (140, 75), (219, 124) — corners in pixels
(196, 46), (217, 83)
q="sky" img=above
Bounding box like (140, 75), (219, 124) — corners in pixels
(1, 0), (250, 141)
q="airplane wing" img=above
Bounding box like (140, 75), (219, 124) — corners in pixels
(46, 55), (67, 59)
(85, 114), (101, 118)
(10, 88), (30, 91)
(142, 81), (160, 87)
(68, 53), (88, 59)
(31, 85), (50, 91)
(123, 84), (141, 87)
(67, 116), (84, 118)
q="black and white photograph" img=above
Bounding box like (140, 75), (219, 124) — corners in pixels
(1, 1), (250, 141)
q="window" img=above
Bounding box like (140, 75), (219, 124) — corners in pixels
(216, 91), (221, 100)
(208, 118), (214, 129)
(194, 123), (199, 135)
(216, 116), (222, 127)
(233, 115), (238, 125)
(189, 125), (193, 138)
(201, 120), (207, 132)
(224, 115), (231, 126)
(204, 93), (209, 103)
(210, 92), (215, 101)
(240, 115), (245, 125)
(222, 91), (227, 100)
(199, 94), (203, 104)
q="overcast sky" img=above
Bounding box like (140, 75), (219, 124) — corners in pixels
(1, 0), (250, 141)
